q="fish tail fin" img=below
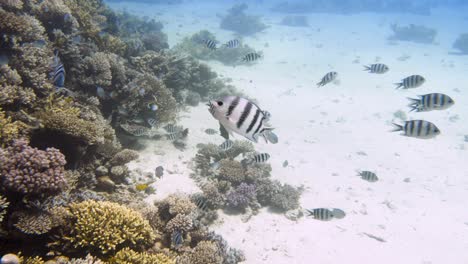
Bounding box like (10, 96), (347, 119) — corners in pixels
(394, 82), (403, 89)
(316, 81), (323, 87)
(305, 209), (314, 216)
(391, 123), (403, 132)
(363, 65), (370, 71)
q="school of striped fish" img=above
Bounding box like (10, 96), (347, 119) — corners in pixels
(198, 37), (262, 63)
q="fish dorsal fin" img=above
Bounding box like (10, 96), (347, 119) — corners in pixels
(219, 122), (230, 140)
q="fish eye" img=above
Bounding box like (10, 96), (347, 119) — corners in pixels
(217, 101), (223, 106)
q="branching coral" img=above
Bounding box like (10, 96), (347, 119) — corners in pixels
(13, 211), (56, 235)
(178, 241), (223, 264)
(257, 180), (301, 212)
(217, 159), (245, 185)
(110, 248), (175, 264)
(109, 149), (139, 165)
(66, 200), (155, 255)
(226, 183), (257, 210)
(68, 254), (105, 264)
(165, 214), (193, 234)
(0, 138), (67, 195)
(0, 65), (36, 108)
(0, 195), (9, 224)
(0, 107), (28, 147)
(0, 9), (46, 43)
(1, 0), (24, 10)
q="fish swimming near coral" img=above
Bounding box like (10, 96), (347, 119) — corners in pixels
(147, 118), (158, 128)
(395, 75), (425, 89)
(155, 166), (164, 178)
(242, 153), (270, 166)
(148, 102), (158, 111)
(193, 195), (208, 211)
(219, 139), (234, 151)
(96, 86), (107, 99)
(242, 52), (262, 62)
(282, 160), (289, 167)
(50, 49), (65, 88)
(407, 93), (454, 112)
(202, 39), (217, 50)
(172, 230), (183, 247)
(392, 120), (440, 139)
(164, 124), (183, 134)
(364, 63), (389, 74)
(306, 208), (334, 221)
(204, 128), (218, 135)
(317, 71), (338, 87)
(207, 96), (275, 143)
(223, 39), (240, 48)
(120, 123), (155, 137)
(358, 170), (378, 182)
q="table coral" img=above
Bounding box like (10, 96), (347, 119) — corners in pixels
(0, 139), (66, 195)
(66, 200), (155, 255)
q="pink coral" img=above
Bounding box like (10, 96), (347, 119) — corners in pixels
(0, 139), (67, 195)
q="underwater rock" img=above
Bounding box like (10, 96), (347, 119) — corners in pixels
(96, 176), (116, 192)
(388, 24), (437, 44)
(109, 149), (139, 165)
(0, 254), (20, 264)
(452, 33), (468, 54)
(280, 16), (309, 27)
(220, 4), (267, 36)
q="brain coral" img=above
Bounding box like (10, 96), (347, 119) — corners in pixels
(66, 200), (155, 255)
(0, 139), (67, 195)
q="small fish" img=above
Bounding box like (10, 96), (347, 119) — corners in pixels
(166, 132), (181, 141)
(407, 93), (454, 112)
(63, 13), (72, 23)
(317, 71), (338, 87)
(392, 120), (440, 139)
(171, 230), (183, 247)
(224, 39), (240, 48)
(164, 124), (182, 134)
(306, 208), (334, 221)
(50, 49), (65, 88)
(395, 75), (425, 89)
(32, 39), (47, 48)
(155, 166), (164, 178)
(282, 160), (288, 167)
(202, 39), (217, 50)
(219, 139), (234, 151)
(120, 123), (151, 137)
(364, 63), (389, 74)
(205, 128), (218, 135)
(242, 52), (262, 62)
(138, 88), (146, 96)
(358, 170), (378, 182)
(243, 153), (270, 166)
(96, 86), (107, 99)
(194, 195), (208, 211)
(208, 96), (274, 143)
(148, 102), (158, 111)
(147, 118), (158, 127)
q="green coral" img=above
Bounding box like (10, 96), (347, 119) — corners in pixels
(110, 248), (175, 264)
(66, 200), (155, 255)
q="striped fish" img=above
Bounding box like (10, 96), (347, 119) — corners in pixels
(164, 124), (183, 134)
(306, 208), (334, 221)
(120, 123), (150, 137)
(358, 170), (378, 182)
(208, 96), (274, 143)
(172, 230), (183, 247)
(224, 39), (240, 48)
(202, 39), (217, 50)
(166, 132), (180, 141)
(242, 52), (262, 62)
(392, 120), (440, 139)
(395, 75), (425, 89)
(364, 63), (389, 74)
(251, 153), (270, 163)
(193, 195), (208, 211)
(219, 139), (233, 151)
(50, 49), (65, 88)
(317, 71), (338, 87)
(407, 93), (454, 112)
(205, 128), (218, 135)
(147, 118), (158, 128)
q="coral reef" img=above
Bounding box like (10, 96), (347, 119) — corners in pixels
(280, 16), (309, 27)
(388, 24), (437, 44)
(0, 139), (67, 195)
(452, 33), (468, 54)
(226, 183), (257, 210)
(177, 241), (223, 264)
(220, 4), (267, 36)
(0, 195), (9, 224)
(165, 213), (193, 233)
(0, 107), (28, 147)
(173, 30), (256, 66)
(110, 248), (175, 264)
(66, 200), (155, 255)
(109, 149), (139, 165)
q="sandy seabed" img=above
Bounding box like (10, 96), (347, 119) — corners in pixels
(111, 2), (468, 263)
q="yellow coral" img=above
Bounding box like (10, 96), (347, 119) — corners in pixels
(23, 256), (45, 264)
(109, 248), (175, 264)
(37, 95), (104, 145)
(66, 200), (155, 255)
(0, 195), (9, 224)
(0, 107), (27, 147)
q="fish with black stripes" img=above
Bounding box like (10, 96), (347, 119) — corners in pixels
(317, 71), (338, 87)
(306, 208), (334, 221)
(147, 118), (158, 128)
(207, 96), (275, 143)
(407, 93), (454, 112)
(392, 120), (440, 139)
(164, 124), (183, 134)
(219, 139), (234, 151)
(395, 75), (425, 89)
(223, 39), (240, 48)
(364, 63), (389, 74)
(205, 128), (218, 135)
(202, 39), (217, 50)
(243, 153), (270, 166)
(358, 170), (378, 182)
(193, 194), (208, 211)
(242, 52), (262, 62)
(50, 49), (65, 88)
(171, 230), (183, 247)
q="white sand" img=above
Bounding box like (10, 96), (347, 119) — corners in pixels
(115, 2), (468, 263)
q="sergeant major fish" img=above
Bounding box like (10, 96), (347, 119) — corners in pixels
(364, 63), (389, 74)
(395, 75), (425, 89)
(208, 96), (274, 143)
(392, 120), (440, 139)
(358, 170), (378, 182)
(50, 49), (65, 88)
(407, 93), (454, 112)
(306, 208), (334, 221)
(202, 39), (217, 50)
(317, 71), (338, 87)
(242, 52), (262, 62)
(223, 39), (240, 48)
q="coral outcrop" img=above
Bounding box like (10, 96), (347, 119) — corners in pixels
(453, 33), (468, 54)
(220, 4), (267, 36)
(110, 248), (175, 264)
(388, 24), (437, 44)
